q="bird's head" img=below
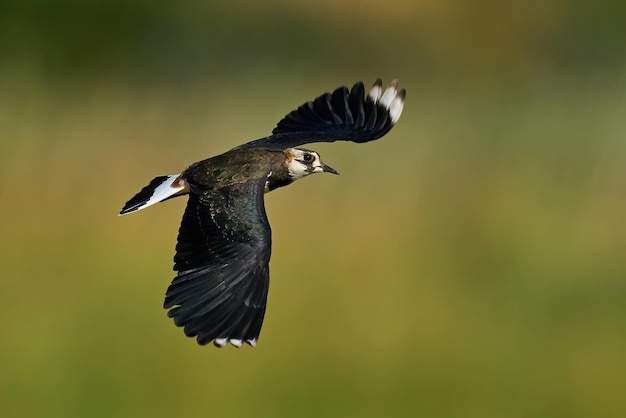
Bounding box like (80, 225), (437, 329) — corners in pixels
(284, 148), (339, 180)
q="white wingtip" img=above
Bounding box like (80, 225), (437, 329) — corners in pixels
(389, 93), (405, 124)
(379, 80), (397, 108)
(211, 337), (256, 348)
(214, 338), (228, 347)
(368, 78), (383, 102)
(230, 339), (243, 347)
(369, 79), (405, 124)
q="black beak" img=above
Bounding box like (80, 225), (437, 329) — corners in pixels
(322, 163), (339, 175)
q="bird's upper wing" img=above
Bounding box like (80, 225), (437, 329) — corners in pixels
(234, 79), (406, 150)
(164, 177), (271, 347)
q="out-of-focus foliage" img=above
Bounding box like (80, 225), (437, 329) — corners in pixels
(1, 1), (625, 417)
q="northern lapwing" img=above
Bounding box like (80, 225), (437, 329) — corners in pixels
(120, 79), (406, 347)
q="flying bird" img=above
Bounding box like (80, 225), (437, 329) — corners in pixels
(120, 79), (406, 347)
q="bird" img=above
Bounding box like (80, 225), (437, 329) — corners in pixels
(119, 78), (406, 347)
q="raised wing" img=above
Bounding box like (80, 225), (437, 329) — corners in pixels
(235, 79), (405, 151)
(164, 178), (271, 347)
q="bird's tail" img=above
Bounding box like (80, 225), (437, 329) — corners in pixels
(119, 174), (188, 215)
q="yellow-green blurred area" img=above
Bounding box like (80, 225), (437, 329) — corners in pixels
(1, 1), (625, 417)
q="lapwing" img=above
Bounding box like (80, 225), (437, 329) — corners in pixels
(120, 79), (405, 347)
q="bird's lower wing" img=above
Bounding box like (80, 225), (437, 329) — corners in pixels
(164, 178), (271, 347)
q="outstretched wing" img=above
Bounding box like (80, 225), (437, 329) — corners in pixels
(164, 177), (271, 347)
(235, 79), (405, 150)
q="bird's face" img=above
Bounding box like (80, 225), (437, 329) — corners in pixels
(285, 148), (339, 180)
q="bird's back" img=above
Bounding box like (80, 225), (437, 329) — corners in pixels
(182, 147), (286, 191)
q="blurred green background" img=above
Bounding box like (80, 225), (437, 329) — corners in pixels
(1, 1), (625, 417)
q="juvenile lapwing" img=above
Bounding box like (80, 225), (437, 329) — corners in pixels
(120, 79), (405, 347)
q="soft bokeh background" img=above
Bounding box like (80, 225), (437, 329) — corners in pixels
(1, 1), (625, 417)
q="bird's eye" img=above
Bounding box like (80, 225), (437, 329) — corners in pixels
(302, 153), (314, 163)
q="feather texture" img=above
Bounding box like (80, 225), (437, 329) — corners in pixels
(164, 179), (271, 346)
(235, 79), (405, 150)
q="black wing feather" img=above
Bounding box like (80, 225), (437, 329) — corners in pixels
(348, 81), (365, 128)
(164, 178), (271, 347)
(234, 79), (405, 150)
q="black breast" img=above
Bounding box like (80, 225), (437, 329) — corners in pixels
(266, 172), (292, 192)
(265, 152), (293, 192)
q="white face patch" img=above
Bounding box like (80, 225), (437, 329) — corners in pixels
(285, 148), (324, 180)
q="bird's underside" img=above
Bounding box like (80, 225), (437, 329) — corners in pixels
(120, 79), (406, 347)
